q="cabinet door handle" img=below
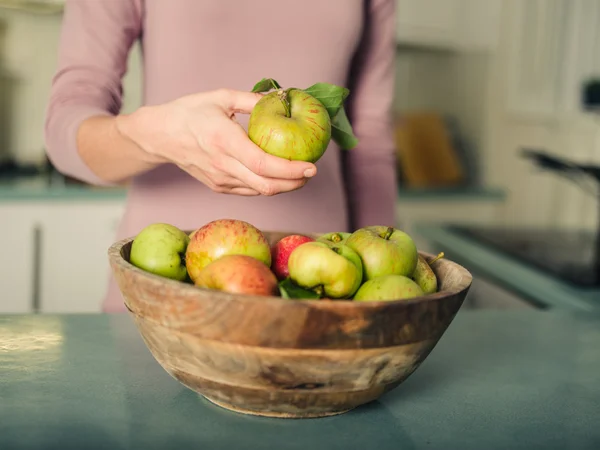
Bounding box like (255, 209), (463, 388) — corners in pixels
(31, 223), (42, 314)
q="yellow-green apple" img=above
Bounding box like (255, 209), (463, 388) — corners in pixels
(317, 232), (351, 245)
(412, 253), (443, 294)
(353, 275), (424, 302)
(270, 234), (315, 280)
(129, 223), (190, 281)
(345, 226), (418, 281)
(185, 219), (271, 284)
(288, 241), (362, 299)
(194, 254), (278, 296)
(247, 89), (331, 163)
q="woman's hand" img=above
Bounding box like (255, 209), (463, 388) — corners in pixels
(115, 88), (317, 196)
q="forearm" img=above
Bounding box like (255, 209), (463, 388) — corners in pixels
(44, 0), (144, 185)
(76, 113), (161, 184)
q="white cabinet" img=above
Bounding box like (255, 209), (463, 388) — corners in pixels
(39, 201), (125, 313)
(396, 0), (461, 49)
(0, 199), (125, 314)
(0, 204), (38, 313)
(396, 0), (502, 52)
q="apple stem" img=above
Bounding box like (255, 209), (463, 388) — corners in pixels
(331, 233), (343, 243)
(428, 252), (445, 265)
(383, 227), (394, 240)
(313, 285), (325, 298)
(277, 89), (291, 118)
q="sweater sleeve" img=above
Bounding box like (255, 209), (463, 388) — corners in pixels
(44, 0), (143, 186)
(344, 0), (398, 230)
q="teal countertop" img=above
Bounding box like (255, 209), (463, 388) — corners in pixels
(0, 177), (127, 201)
(0, 175), (505, 202)
(1, 311), (599, 449)
(415, 224), (600, 312)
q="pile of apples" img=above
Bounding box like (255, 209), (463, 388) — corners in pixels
(128, 218), (444, 302)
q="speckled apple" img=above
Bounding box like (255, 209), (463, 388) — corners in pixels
(247, 89), (331, 163)
(185, 219), (271, 284)
(194, 254), (279, 296)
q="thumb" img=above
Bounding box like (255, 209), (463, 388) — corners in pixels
(214, 89), (263, 114)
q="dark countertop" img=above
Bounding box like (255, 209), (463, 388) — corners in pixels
(1, 310), (599, 450)
(415, 223), (600, 311)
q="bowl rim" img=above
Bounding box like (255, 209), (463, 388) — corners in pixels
(108, 230), (473, 310)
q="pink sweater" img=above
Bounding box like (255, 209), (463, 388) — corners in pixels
(45, 0), (398, 312)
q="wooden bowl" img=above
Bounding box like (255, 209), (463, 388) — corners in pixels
(108, 230), (472, 418)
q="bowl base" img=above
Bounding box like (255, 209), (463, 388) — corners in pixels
(201, 395), (354, 419)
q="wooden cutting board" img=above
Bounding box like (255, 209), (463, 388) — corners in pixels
(394, 112), (465, 188)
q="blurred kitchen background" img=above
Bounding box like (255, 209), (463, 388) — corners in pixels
(0, 0), (598, 314)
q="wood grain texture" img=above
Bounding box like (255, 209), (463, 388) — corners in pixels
(108, 230), (472, 418)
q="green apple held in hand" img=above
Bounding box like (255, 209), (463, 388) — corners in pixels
(354, 275), (424, 302)
(248, 89), (331, 163)
(130, 223), (190, 281)
(345, 226), (418, 281)
(317, 232), (351, 245)
(248, 78), (359, 163)
(288, 241), (363, 299)
(412, 252), (444, 294)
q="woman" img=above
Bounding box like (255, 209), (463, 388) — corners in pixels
(44, 0), (398, 313)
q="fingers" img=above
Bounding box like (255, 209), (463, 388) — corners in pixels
(181, 165), (262, 196)
(224, 124), (317, 180)
(182, 157), (308, 197)
(213, 88), (264, 114)
(229, 187), (262, 196)
(225, 157), (308, 196)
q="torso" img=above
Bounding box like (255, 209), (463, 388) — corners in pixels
(104, 0), (367, 311)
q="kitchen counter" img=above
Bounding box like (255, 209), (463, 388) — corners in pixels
(0, 175), (126, 201)
(415, 223), (600, 312)
(1, 310), (599, 449)
(0, 173), (505, 202)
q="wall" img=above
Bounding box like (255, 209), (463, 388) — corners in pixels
(393, 48), (493, 188)
(0, 8), (142, 165)
(483, 0), (600, 232)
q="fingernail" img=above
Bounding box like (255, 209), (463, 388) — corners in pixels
(304, 168), (316, 177)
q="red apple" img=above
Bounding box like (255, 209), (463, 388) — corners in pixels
(270, 234), (315, 280)
(185, 219), (271, 284)
(194, 254), (278, 296)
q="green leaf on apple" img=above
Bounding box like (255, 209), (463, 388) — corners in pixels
(331, 105), (359, 150)
(251, 78), (281, 93)
(278, 278), (321, 300)
(302, 82), (349, 119)
(302, 82), (358, 150)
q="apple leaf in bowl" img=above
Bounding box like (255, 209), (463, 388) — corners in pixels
(278, 277), (321, 300)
